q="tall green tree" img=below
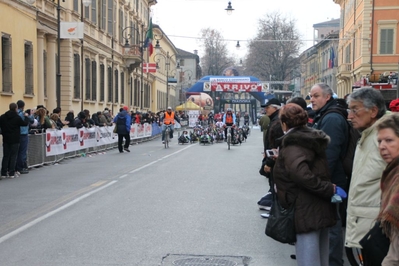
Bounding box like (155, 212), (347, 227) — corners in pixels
(246, 12), (302, 90)
(199, 28), (234, 76)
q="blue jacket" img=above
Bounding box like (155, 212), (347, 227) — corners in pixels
(18, 109), (34, 135)
(113, 110), (131, 134)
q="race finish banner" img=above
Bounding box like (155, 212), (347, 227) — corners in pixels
(203, 77), (269, 92)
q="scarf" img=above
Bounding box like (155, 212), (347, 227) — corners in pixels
(378, 156), (399, 238)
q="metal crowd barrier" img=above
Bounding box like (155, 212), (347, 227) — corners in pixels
(0, 120), (189, 169)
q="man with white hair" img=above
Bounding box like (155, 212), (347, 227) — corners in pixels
(310, 83), (349, 266)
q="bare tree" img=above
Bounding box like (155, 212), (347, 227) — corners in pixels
(245, 12), (302, 90)
(199, 28), (235, 76)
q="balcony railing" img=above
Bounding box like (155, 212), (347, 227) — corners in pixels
(339, 63), (352, 73)
(123, 44), (142, 69)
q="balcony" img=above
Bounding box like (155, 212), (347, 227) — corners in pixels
(337, 63), (352, 80)
(123, 44), (142, 70)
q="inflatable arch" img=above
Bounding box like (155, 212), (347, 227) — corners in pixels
(184, 76), (275, 121)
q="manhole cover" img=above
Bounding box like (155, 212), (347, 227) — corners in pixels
(173, 257), (238, 266)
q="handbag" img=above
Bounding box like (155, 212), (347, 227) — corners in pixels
(265, 194), (296, 244)
(359, 221), (390, 265)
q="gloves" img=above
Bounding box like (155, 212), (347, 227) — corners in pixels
(336, 186), (347, 199)
(331, 186), (347, 203)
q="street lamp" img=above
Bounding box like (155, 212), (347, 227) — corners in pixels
(122, 25), (145, 110)
(225, 1), (234, 15)
(179, 69), (193, 104)
(154, 50), (180, 109)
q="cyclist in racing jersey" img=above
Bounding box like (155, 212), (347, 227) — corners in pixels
(161, 106), (180, 144)
(223, 108), (238, 142)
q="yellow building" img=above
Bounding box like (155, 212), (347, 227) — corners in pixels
(0, 0), (37, 112)
(150, 24), (179, 111)
(0, 0), (174, 117)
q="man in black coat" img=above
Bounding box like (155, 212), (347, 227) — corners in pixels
(0, 103), (30, 179)
(258, 98), (284, 214)
(310, 83), (349, 266)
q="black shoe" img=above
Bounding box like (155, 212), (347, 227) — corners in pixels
(20, 169), (29, 174)
(124, 148), (130, 152)
(119, 150), (124, 153)
(290, 254), (296, 260)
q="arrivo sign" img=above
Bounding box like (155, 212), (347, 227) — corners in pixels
(203, 77), (269, 92)
(210, 82), (264, 92)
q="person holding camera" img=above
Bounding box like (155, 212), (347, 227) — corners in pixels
(273, 103), (345, 266)
(257, 98), (284, 213)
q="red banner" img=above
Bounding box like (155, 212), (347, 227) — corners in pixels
(209, 82), (264, 92)
(143, 63), (156, 73)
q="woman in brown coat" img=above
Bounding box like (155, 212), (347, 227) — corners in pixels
(376, 113), (399, 265)
(273, 103), (337, 266)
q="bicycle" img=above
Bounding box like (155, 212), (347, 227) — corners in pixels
(226, 125), (232, 150)
(164, 125), (172, 148)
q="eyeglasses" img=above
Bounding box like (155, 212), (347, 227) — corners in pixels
(347, 108), (367, 115)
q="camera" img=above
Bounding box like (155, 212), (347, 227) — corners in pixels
(266, 150), (277, 157)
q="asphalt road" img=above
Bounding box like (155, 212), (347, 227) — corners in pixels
(0, 128), (301, 266)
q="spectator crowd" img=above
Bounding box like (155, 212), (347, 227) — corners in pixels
(0, 103), (189, 178)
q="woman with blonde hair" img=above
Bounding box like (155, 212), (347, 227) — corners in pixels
(49, 113), (59, 129)
(34, 107), (52, 131)
(375, 112), (399, 265)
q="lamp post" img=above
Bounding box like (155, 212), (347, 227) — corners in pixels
(56, 0), (92, 110)
(154, 49), (179, 109)
(122, 25), (145, 110)
(180, 69), (192, 102)
(80, 0), (92, 111)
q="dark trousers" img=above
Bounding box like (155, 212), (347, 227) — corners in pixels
(118, 134), (130, 152)
(329, 204), (344, 266)
(16, 134), (29, 171)
(1, 142), (20, 176)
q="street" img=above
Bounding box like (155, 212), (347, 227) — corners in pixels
(0, 128), (297, 266)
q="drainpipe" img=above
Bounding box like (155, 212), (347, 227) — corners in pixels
(370, 0), (375, 76)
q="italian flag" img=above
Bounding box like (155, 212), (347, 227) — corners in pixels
(144, 18), (153, 56)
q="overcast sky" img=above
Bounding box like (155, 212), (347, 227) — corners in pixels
(152, 0), (340, 62)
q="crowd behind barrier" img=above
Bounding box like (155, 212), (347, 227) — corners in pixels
(0, 120), (187, 169)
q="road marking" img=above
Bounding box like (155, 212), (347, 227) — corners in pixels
(0, 180), (117, 244)
(129, 144), (194, 174)
(0, 144), (195, 243)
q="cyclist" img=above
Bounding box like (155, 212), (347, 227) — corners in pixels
(223, 108), (239, 143)
(243, 112), (250, 126)
(161, 107), (180, 144)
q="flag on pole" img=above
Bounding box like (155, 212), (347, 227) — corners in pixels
(143, 63), (157, 73)
(60, 22), (84, 39)
(329, 47), (335, 68)
(144, 18), (153, 56)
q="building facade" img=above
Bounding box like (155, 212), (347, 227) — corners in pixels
(334, 0), (399, 97)
(0, 0), (174, 116)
